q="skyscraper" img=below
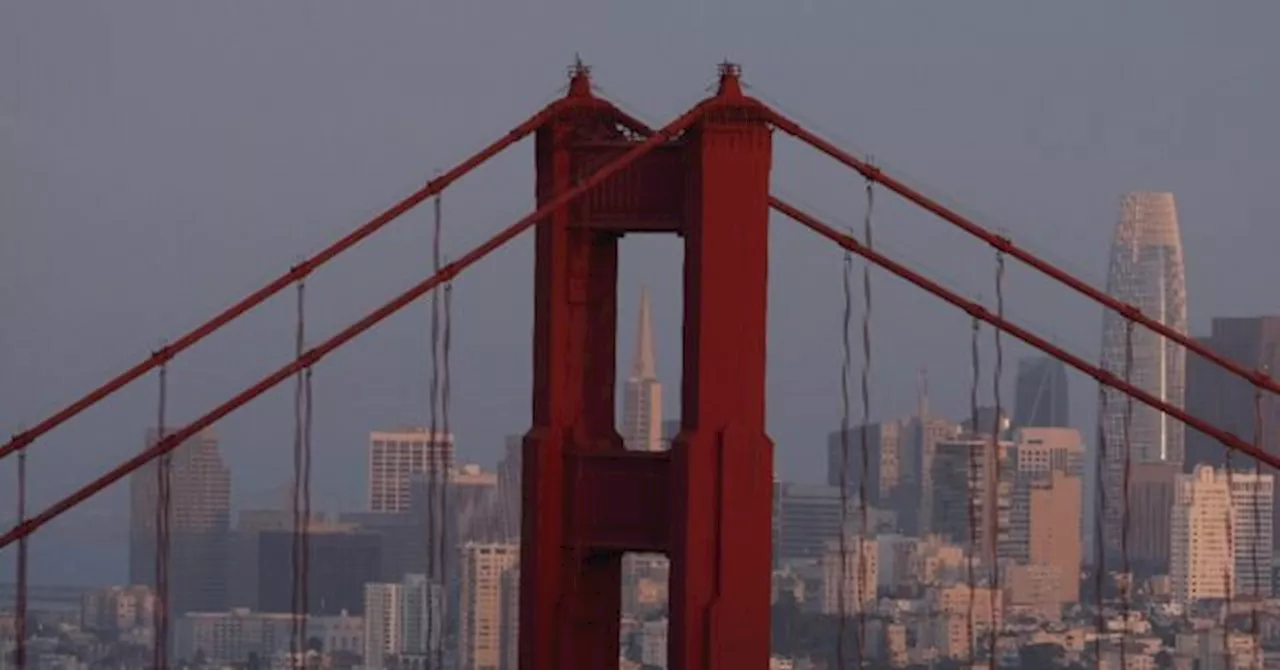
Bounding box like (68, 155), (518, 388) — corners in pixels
(1185, 316), (1280, 471)
(458, 542), (519, 670)
(1186, 316), (1280, 553)
(363, 574), (445, 668)
(1170, 465), (1274, 603)
(129, 427), (231, 617)
(1098, 192), (1188, 557)
(622, 287), (663, 452)
(1012, 357), (1070, 429)
(367, 428), (454, 513)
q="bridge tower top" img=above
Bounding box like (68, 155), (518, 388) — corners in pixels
(716, 60), (744, 98)
(567, 54), (593, 98)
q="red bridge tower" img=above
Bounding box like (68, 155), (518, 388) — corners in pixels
(519, 63), (775, 669)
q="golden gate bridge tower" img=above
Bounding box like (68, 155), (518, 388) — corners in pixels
(519, 61), (774, 669)
(4, 57), (1279, 670)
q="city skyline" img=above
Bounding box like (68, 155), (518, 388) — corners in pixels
(4, 4), (1280, 666)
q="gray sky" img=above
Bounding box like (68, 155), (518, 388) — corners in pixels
(3, 2), (1279, 583)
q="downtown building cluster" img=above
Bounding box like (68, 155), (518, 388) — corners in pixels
(7, 195), (1280, 669)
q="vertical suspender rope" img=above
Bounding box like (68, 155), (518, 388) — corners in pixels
(438, 278), (454, 670)
(153, 360), (170, 670)
(856, 176), (876, 669)
(1094, 371), (1110, 661)
(15, 442), (27, 670)
(425, 186), (443, 669)
(988, 251), (1006, 669)
(1251, 387), (1265, 648)
(837, 225), (853, 670)
(1120, 321), (1135, 669)
(967, 318), (981, 668)
(1223, 370), (1236, 667)
(302, 368), (314, 659)
(290, 279), (309, 668)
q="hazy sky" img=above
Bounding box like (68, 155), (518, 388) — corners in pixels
(3, 2), (1279, 583)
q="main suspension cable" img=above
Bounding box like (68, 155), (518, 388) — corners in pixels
(0, 102), (558, 467)
(1120, 320), (1135, 669)
(856, 177), (876, 669)
(836, 220), (853, 670)
(988, 251), (1006, 669)
(153, 361), (171, 670)
(967, 317), (980, 668)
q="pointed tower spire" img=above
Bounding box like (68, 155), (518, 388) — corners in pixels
(631, 287), (657, 379)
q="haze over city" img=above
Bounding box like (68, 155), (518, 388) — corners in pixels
(2, 2), (1279, 668)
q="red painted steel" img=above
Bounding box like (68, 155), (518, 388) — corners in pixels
(518, 64), (774, 670)
(765, 110), (1280, 400)
(0, 99), (704, 552)
(6, 63), (1275, 670)
(772, 195), (1274, 469)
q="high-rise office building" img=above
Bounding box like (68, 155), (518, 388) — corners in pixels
(905, 375), (962, 535)
(228, 508), (324, 609)
(820, 538), (878, 614)
(256, 526), (382, 616)
(496, 435), (522, 541)
(363, 574), (444, 669)
(459, 542), (520, 670)
(368, 428), (454, 513)
(933, 428), (1083, 578)
(1186, 316), (1280, 471)
(931, 437), (1014, 565)
(409, 464), (502, 546)
(773, 482), (849, 564)
(1012, 357), (1070, 429)
(1099, 192), (1188, 558)
(1009, 428), (1085, 606)
(1171, 465), (1275, 603)
(827, 421), (903, 509)
(622, 287), (663, 452)
(128, 427), (231, 617)
(1186, 316), (1280, 556)
(1128, 462), (1180, 572)
(500, 564), (520, 670)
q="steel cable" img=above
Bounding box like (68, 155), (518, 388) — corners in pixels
(290, 280), (309, 668)
(1120, 320), (1135, 669)
(837, 222), (853, 669)
(988, 251), (1006, 669)
(1251, 388), (1264, 653)
(855, 177), (875, 669)
(15, 444), (26, 670)
(425, 188), (444, 668)
(301, 367), (314, 659)
(153, 361), (170, 670)
(836, 211), (854, 668)
(967, 317), (980, 668)
(1094, 375), (1110, 662)
(437, 278), (453, 669)
(302, 363), (314, 661)
(1224, 394), (1236, 666)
